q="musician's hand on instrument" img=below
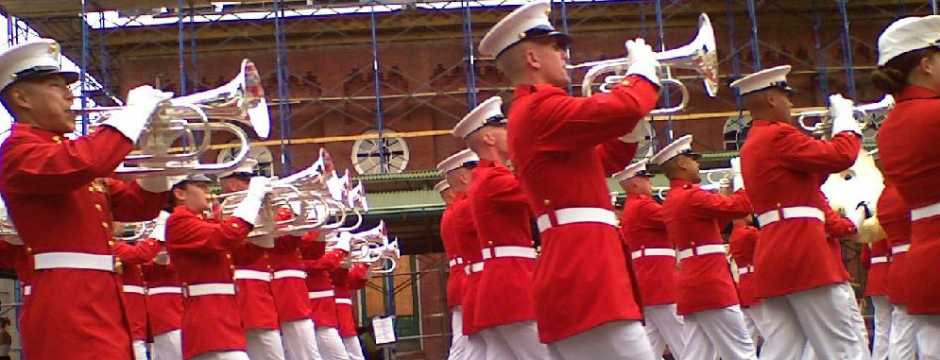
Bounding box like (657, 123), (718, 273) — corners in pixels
(246, 176), (273, 201)
(624, 38), (661, 87)
(232, 176), (271, 226)
(103, 86), (173, 143)
(828, 94), (862, 137)
(327, 232), (352, 253)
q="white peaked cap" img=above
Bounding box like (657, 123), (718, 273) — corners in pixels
(612, 159), (653, 182)
(0, 38), (79, 93)
(436, 149), (479, 174)
(434, 179), (450, 193)
(478, 0), (572, 59)
(217, 158), (259, 179)
(729, 65), (792, 96)
(877, 15), (940, 66)
(453, 96), (506, 139)
(650, 134), (698, 166)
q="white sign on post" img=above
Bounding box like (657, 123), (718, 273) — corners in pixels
(372, 315), (396, 345)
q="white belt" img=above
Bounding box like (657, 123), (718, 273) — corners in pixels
(756, 206), (825, 226)
(23, 285), (31, 296)
(482, 246), (537, 260)
(448, 257), (464, 267)
(678, 244), (728, 261)
(630, 248), (677, 260)
(335, 298), (352, 305)
(308, 290), (335, 299)
(148, 286), (183, 296)
(738, 265), (754, 275)
(123, 285), (146, 295)
(871, 256), (890, 264)
(186, 283), (236, 297)
(273, 270), (307, 280)
(464, 262), (485, 275)
(234, 269), (272, 282)
(892, 244), (911, 255)
(536, 207), (618, 233)
(911, 201), (940, 221)
(33, 252), (114, 272)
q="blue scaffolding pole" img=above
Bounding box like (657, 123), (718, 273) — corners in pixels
(369, 6), (389, 175)
(178, 0), (187, 95)
(189, 2), (198, 91)
(654, 0), (674, 143)
(97, 12), (111, 102)
(462, 0), (478, 109)
(837, 0), (856, 99)
(746, 0), (762, 71)
(274, 0), (292, 173)
(933, 0), (938, 14)
(812, 0), (830, 103)
(725, 0), (745, 148)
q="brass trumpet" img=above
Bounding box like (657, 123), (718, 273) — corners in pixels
(795, 94), (894, 139)
(75, 59), (271, 177)
(567, 13), (718, 114)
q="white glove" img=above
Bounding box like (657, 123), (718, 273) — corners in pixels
(848, 201), (872, 231)
(102, 86), (173, 143)
(730, 157), (744, 192)
(619, 118), (650, 143)
(149, 211), (170, 242)
(231, 177), (271, 226)
(136, 177), (174, 193)
(624, 38), (661, 87)
(327, 232), (352, 253)
(828, 94), (862, 137)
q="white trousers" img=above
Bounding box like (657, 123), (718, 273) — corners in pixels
(316, 327), (351, 360)
(547, 320), (656, 360)
(246, 328), (286, 360)
(133, 339), (148, 360)
(643, 304), (686, 359)
(281, 319), (322, 360)
(152, 329), (183, 360)
(683, 305), (757, 360)
(890, 305), (919, 360)
(870, 296), (893, 360)
(342, 336), (365, 360)
(848, 289), (872, 357)
(742, 306), (764, 345)
(191, 351), (250, 360)
(478, 320), (550, 360)
(758, 283), (869, 360)
(448, 307), (486, 360)
(913, 314), (940, 360)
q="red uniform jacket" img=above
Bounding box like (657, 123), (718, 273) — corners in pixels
(863, 238), (890, 297)
(823, 202), (856, 282)
(232, 243), (279, 330)
(439, 203), (466, 309)
(877, 85), (940, 314)
(663, 180), (751, 315)
(451, 193), (484, 335)
(0, 124), (168, 360)
(468, 160), (538, 329)
(740, 119), (860, 298)
(620, 193), (678, 306)
(142, 261), (183, 336)
(301, 240), (344, 329)
(115, 239), (161, 341)
(166, 205), (251, 359)
(269, 230), (316, 323)
(729, 224), (759, 308)
(506, 77), (657, 342)
(876, 184), (912, 305)
(332, 264), (368, 338)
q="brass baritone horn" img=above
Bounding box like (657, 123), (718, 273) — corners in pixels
(75, 59), (271, 177)
(566, 13), (718, 114)
(795, 94), (895, 138)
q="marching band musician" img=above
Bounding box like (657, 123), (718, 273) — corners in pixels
(873, 15), (940, 358)
(875, 183), (917, 359)
(436, 149), (486, 359)
(861, 226), (892, 360)
(435, 179), (473, 360)
(727, 216), (763, 344)
(269, 217), (322, 360)
(734, 65), (866, 359)
(0, 38), (176, 360)
(614, 159), (686, 359)
(113, 228), (163, 360)
(165, 173), (271, 360)
(142, 244), (185, 360)
(301, 231), (353, 360)
(479, 0), (660, 356)
(217, 159), (287, 360)
(653, 135), (757, 360)
(453, 96), (549, 359)
(331, 262), (370, 360)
